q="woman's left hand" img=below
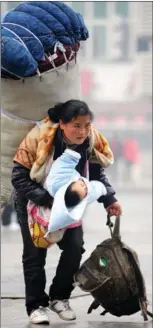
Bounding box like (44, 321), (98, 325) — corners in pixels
(106, 201), (122, 217)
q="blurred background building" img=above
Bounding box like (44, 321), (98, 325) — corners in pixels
(68, 1), (152, 188)
(1, 1), (152, 228)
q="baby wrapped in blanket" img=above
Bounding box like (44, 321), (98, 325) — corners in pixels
(27, 148), (107, 245)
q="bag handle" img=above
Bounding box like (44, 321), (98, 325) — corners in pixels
(106, 213), (113, 228)
(106, 214), (121, 239)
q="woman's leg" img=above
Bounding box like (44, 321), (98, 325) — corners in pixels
(16, 206), (49, 316)
(49, 225), (85, 300)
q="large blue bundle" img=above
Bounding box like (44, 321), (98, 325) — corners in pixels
(14, 2), (74, 45)
(2, 22), (44, 61)
(3, 10), (56, 50)
(1, 36), (38, 77)
(2, 1), (89, 78)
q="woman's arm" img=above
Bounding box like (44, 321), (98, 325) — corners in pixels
(12, 162), (53, 208)
(89, 163), (117, 208)
(89, 129), (122, 216)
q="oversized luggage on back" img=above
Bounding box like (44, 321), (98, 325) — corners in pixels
(74, 216), (153, 321)
(1, 1), (89, 206)
(1, 61), (81, 206)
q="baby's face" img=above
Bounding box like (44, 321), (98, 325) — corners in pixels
(71, 179), (88, 200)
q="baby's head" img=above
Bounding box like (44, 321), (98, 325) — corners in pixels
(65, 179), (88, 208)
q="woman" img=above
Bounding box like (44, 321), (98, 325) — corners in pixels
(12, 100), (122, 325)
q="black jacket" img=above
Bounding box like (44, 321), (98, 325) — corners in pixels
(12, 129), (117, 211)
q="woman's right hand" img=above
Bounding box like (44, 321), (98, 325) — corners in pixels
(106, 201), (122, 217)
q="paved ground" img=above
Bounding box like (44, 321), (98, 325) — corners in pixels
(1, 191), (152, 328)
(1, 297), (153, 328)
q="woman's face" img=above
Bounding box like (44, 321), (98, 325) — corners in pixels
(59, 115), (91, 144)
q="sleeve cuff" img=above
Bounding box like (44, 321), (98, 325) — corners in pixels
(65, 149), (81, 160)
(98, 194), (118, 208)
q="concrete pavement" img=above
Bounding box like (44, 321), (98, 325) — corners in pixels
(1, 297), (153, 328)
(1, 192), (152, 328)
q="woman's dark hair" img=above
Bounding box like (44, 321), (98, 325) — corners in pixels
(65, 183), (81, 208)
(48, 99), (94, 123)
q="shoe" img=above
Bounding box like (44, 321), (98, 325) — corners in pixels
(49, 300), (76, 321)
(29, 306), (50, 324)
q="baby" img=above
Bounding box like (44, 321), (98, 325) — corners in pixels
(64, 178), (88, 207)
(27, 149), (107, 240)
